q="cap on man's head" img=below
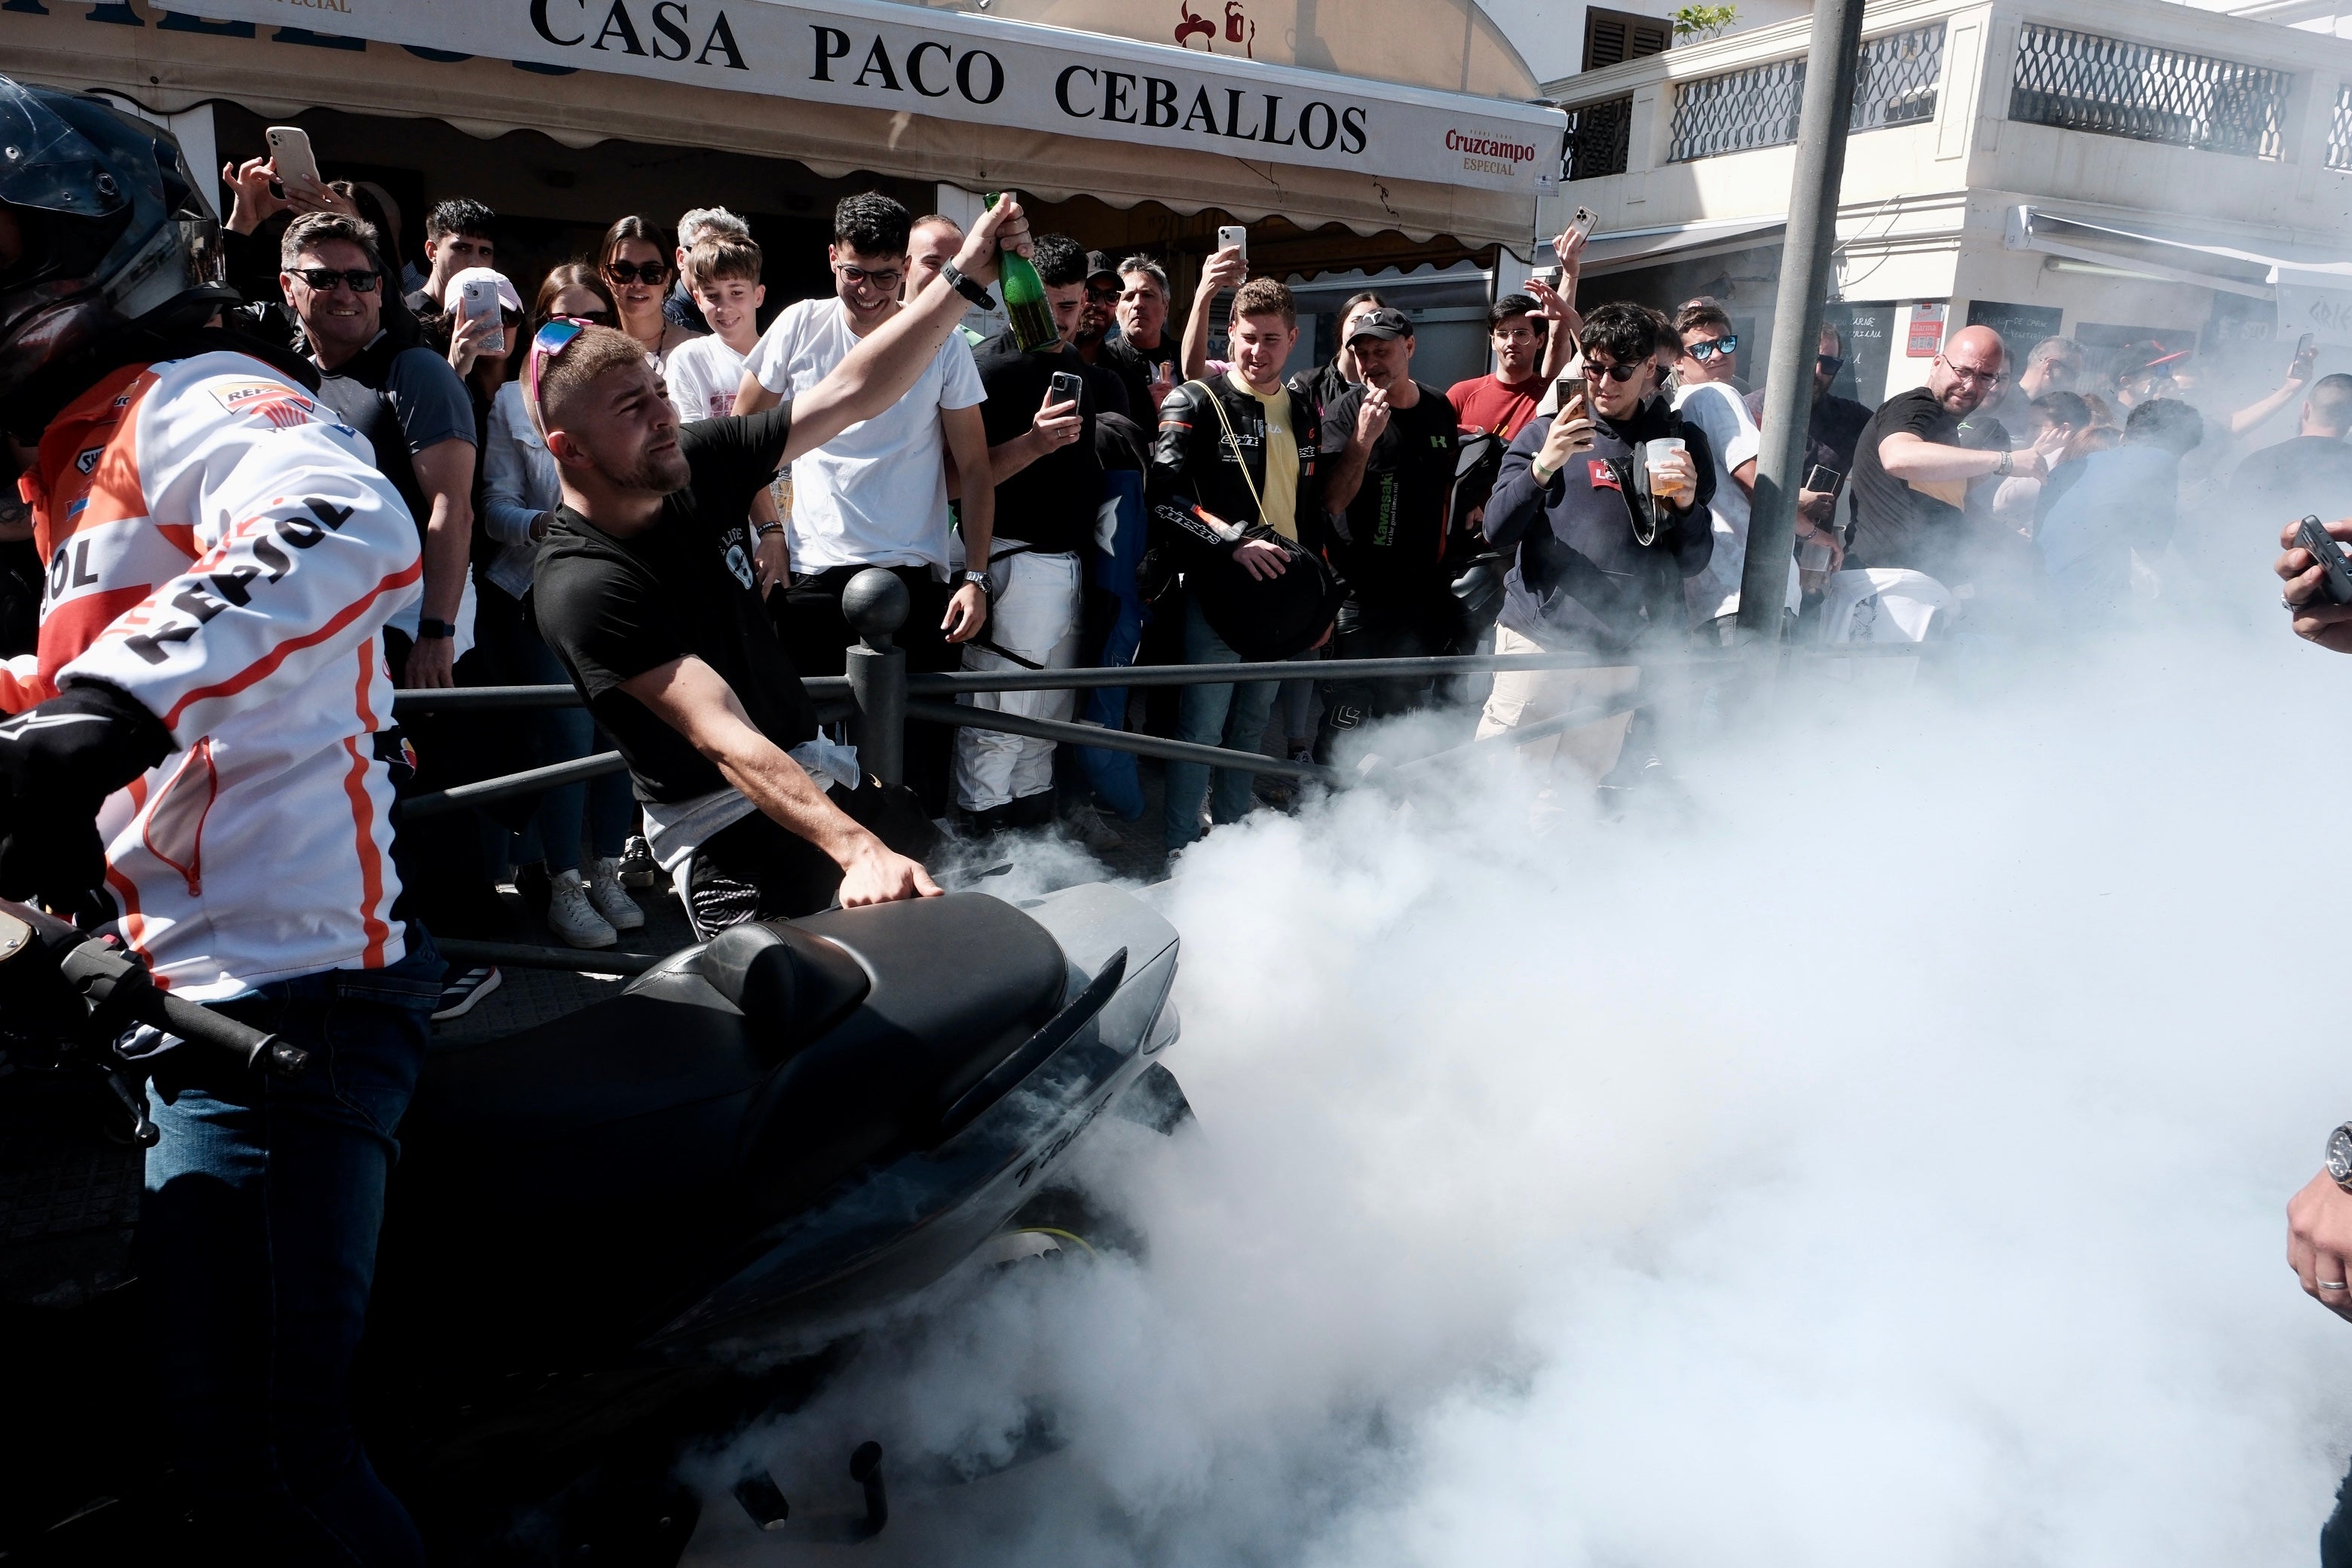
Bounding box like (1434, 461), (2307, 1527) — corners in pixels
(442, 267), (522, 314)
(1084, 250), (1119, 283)
(1347, 307), (1414, 344)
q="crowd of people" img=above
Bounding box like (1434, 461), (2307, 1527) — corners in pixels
(7, 130), (2347, 1000)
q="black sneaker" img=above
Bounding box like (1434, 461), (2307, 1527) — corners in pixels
(431, 965), (501, 1022)
(617, 835), (658, 890)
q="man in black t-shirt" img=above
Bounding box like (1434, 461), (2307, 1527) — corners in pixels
(529, 197), (1031, 931)
(1848, 326), (2047, 582)
(1314, 308), (1465, 758)
(2237, 373), (2352, 532)
(954, 314), (1104, 829)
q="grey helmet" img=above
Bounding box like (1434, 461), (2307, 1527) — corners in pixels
(0, 75), (231, 403)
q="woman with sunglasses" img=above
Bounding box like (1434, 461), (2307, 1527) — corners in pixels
(476, 264), (643, 947)
(599, 215), (699, 370)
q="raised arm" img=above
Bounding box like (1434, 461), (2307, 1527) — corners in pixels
(784, 201), (1029, 464)
(1181, 246), (1248, 383)
(620, 654), (939, 906)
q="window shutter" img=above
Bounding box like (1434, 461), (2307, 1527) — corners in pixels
(1583, 9), (1673, 72)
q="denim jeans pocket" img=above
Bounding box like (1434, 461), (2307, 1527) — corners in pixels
(319, 979), (434, 1140)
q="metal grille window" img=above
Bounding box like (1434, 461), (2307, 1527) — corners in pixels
(2007, 23), (2289, 159)
(1566, 96), (1634, 179)
(1668, 26), (1945, 161)
(2331, 81), (2352, 172)
(1851, 24), (1944, 131)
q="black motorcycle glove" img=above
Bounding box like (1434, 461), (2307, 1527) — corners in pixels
(0, 681), (175, 902)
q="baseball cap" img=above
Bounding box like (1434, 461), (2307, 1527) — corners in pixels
(1084, 250), (1119, 282)
(1346, 307), (1414, 343)
(443, 266), (522, 314)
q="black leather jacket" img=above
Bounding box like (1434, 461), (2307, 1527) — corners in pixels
(1148, 373), (1328, 562)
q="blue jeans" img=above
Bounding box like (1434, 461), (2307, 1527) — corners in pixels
(142, 933), (445, 1566)
(476, 587), (633, 873)
(1164, 595), (1284, 850)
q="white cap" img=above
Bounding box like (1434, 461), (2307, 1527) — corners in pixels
(443, 266), (522, 314)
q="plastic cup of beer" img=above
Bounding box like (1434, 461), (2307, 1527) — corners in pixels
(1645, 437), (1689, 505)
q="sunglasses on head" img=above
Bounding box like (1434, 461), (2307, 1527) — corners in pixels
(1684, 335), (1738, 360)
(604, 259), (670, 285)
(293, 266), (381, 294)
(525, 316), (593, 425)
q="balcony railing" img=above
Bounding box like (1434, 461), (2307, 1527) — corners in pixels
(2007, 22), (2289, 159)
(1664, 24), (1945, 162)
(2330, 81), (2352, 171)
(1566, 96), (1634, 179)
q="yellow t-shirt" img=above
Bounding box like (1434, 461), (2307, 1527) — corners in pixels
(1227, 370), (1300, 541)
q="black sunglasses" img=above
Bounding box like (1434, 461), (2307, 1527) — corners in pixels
(604, 259), (670, 285)
(1585, 360), (1643, 383)
(293, 266), (380, 294)
(1085, 282), (1120, 302)
(1684, 335), (1738, 360)
(1818, 354), (1844, 375)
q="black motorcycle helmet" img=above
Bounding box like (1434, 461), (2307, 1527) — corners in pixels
(0, 75), (232, 407)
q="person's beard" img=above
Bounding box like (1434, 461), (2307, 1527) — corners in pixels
(599, 440), (691, 495)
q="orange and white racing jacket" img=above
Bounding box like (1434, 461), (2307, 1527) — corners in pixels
(3, 350), (422, 1000)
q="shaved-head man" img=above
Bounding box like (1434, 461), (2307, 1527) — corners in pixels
(1845, 324), (2059, 579)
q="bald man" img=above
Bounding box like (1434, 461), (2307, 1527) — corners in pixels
(1848, 324), (2050, 579)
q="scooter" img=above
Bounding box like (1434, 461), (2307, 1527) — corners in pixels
(0, 880), (1185, 1563)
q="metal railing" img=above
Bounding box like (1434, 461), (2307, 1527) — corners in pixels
(1665, 23), (1946, 161)
(2332, 81), (2352, 172)
(1566, 96), (1634, 180)
(2007, 21), (2289, 159)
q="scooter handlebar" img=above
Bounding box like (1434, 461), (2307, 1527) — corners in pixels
(40, 917), (306, 1078)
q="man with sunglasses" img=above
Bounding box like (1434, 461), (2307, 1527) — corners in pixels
(1848, 325), (2047, 582)
(1672, 302), (1802, 623)
(282, 212), (476, 692)
(529, 196), (1033, 931)
(732, 191), (993, 813)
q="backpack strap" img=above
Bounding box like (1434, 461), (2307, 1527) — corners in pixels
(1187, 378), (1269, 534)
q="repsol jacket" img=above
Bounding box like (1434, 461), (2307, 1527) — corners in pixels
(1148, 372), (1329, 564)
(3, 348), (422, 999)
(1483, 400), (1717, 652)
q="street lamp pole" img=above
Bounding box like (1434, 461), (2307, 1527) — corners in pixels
(1735, 0), (1869, 642)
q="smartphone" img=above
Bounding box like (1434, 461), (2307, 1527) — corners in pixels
(1554, 375), (1585, 413)
(1216, 224), (1247, 262)
(2298, 515), (2352, 605)
(1804, 463), (1844, 496)
(459, 276), (505, 354)
(1046, 369), (1084, 407)
(2298, 331), (2319, 363)
(1567, 205), (1600, 244)
(264, 125), (320, 188)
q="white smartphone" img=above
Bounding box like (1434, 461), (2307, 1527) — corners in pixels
(1567, 205), (1600, 245)
(1217, 223), (1247, 262)
(264, 125), (320, 189)
(459, 276), (505, 354)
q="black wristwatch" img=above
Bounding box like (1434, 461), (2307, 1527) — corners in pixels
(415, 617), (456, 640)
(957, 568), (993, 599)
(939, 259), (996, 311)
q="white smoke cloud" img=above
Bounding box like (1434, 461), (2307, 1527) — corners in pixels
(687, 611), (2352, 1566)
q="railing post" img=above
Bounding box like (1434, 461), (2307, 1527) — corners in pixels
(842, 568), (908, 789)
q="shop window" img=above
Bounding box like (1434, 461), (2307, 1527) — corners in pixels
(1584, 8), (1672, 72)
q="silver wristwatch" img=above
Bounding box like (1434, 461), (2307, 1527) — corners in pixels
(957, 568), (993, 599)
(2327, 1122), (2352, 1193)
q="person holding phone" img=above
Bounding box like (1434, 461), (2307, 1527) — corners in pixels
(957, 234), (1107, 833)
(2234, 372), (2352, 531)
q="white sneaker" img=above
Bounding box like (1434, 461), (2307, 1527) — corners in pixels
(547, 868), (617, 949)
(587, 856), (645, 931)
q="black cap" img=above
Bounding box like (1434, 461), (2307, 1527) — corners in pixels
(1084, 250), (1119, 282)
(1347, 307), (1414, 344)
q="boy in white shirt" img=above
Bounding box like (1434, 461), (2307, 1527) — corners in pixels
(663, 233), (765, 422)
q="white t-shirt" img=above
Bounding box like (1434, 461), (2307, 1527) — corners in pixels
(745, 297), (985, 571)
(1673, 379), (1796, 623)
(662, 332), (752, 424)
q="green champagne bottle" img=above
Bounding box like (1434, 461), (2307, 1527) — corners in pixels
(985, 191), (1058, 354)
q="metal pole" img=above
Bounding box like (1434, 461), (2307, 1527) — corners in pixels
(842, 568), (909, 788)
(1735, 0), (1867, 643)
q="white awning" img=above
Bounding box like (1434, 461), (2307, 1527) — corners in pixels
(1569, 215), (1787, 274)
(1, 0), (1560, 247)
(2001, 204), (2314, 301)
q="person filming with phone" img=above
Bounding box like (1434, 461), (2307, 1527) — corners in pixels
(1473, 302), (1714, 784)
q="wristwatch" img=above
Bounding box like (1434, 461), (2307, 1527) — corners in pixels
(2327, 1123), (2352, 1193)
(939, 260), (995, 311)
(1993, 448), (2015, 478)
(957, 568), (994, 599)
(415, 617), (456, 640)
